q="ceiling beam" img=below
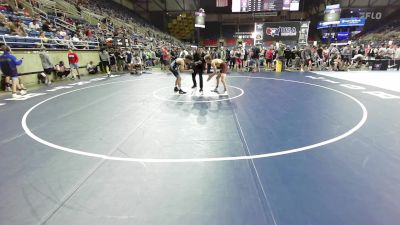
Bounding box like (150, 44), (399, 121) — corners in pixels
(152, 0), (166, 11)
(131, 0), (146, 11)
(173, 0), (185, 11)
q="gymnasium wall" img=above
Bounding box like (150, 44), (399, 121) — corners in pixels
(2, 50), (101, 87)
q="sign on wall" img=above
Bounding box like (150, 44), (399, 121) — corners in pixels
(262, 22), (301, 42)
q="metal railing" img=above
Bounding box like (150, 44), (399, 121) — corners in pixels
(0, 34), (99, 50)
(53, 16), (76, 32)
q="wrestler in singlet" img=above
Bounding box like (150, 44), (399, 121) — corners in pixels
(204, 56), (228, 94)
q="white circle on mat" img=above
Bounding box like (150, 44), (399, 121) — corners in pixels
(21, 76), (368, 163)
(152, 85), (244, 103)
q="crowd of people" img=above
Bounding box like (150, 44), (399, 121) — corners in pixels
(0, 0), (100, 49)
(1, 0), (399, 99)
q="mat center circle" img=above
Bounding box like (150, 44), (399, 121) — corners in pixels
(152, 85), (244, 103)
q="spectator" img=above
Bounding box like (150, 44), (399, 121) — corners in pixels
(109, 50), (117, 72)
(0, 45), (26, 98)
(86, 61), (98, 74)
(125, 49), (132, 71)
(58, 28), (67, 38)
(42, 20), (54, 32)
(0, 12), (8, 26)
(115, 49), (125, 71)
(39, 48), (53, 85)
(99, 48), (111, 76)
(265, 47), (274, 71)
(131, 52), (143, 75)
(161, 47), (170, 70)
(377, 44), (387, 59)
(342, 44), (352, 66)
(38, 31), (49, 47)
(54, 61), (71, 79)
(67, 48), (80, 79)
(8, 19), (26, 36)
(29, 19), (41, 31)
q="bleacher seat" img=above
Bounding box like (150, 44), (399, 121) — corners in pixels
(0, 27), (9, 35)
(24, 37), (40, 48)
(29, 31), (40, 37)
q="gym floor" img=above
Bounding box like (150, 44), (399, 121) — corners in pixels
(0, 71), (399, 225)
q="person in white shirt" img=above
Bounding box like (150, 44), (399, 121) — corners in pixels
(179, 48), (189, 58)
(131, 53), (143, 75)
(86, 61), (98, 74)
(386, 45), (395, 59)
(377, 44), (387, 59)
(28, 19), (40, 31)
(59, 28), (67, 38)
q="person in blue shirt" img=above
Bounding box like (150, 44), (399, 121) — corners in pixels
(0, 45), (26, 98)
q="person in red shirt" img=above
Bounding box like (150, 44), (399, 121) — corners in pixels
(161, 47), (170, 71)
(265, 47), (274, 71)
(68, 48), (80, 79)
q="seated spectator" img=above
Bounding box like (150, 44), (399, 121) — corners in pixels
(86, 61), (98, 74)
(54, 61), (71, 79)
(0, 12), (8, 26)
(71, 34), (80, 42)
(29, 19), (41, 31)
(56, 28), (67, 38)
(37, 31), (49, 47)
(7, 19), (27, 36)
(130, 52), (143, 74)
(331, 54), (344, 71)
(64, 35), (76, 49)
(42, 20), (54, 32)
(34, 14), (42, 25)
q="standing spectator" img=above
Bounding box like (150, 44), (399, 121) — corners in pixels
(265, 47), (274, 71)
(219, 47), (226, 61)
(251, 45), (260, 72)
(342, 44), (352, 66)
(115, 49), (125, 72)
(377, 44), (387, 59)
(109, 50), (117, 73)
(229, 48), (235, 70)
(99, 48), (111, 76)
(67, 48), (80, 79)
(39, 48), (53, 85)
(161, 47), (170, 71)
(284, 46), (292, 68)
(0, 45), (26, 98)
(125, 49), (133, 71)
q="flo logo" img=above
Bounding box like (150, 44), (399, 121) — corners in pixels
(265, 27), (279, 37)
(265, 27), (297, 37)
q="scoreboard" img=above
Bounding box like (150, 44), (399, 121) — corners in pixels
(232, 0), (300, 12)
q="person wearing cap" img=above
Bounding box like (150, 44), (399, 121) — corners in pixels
(0, 45), (27, 98)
